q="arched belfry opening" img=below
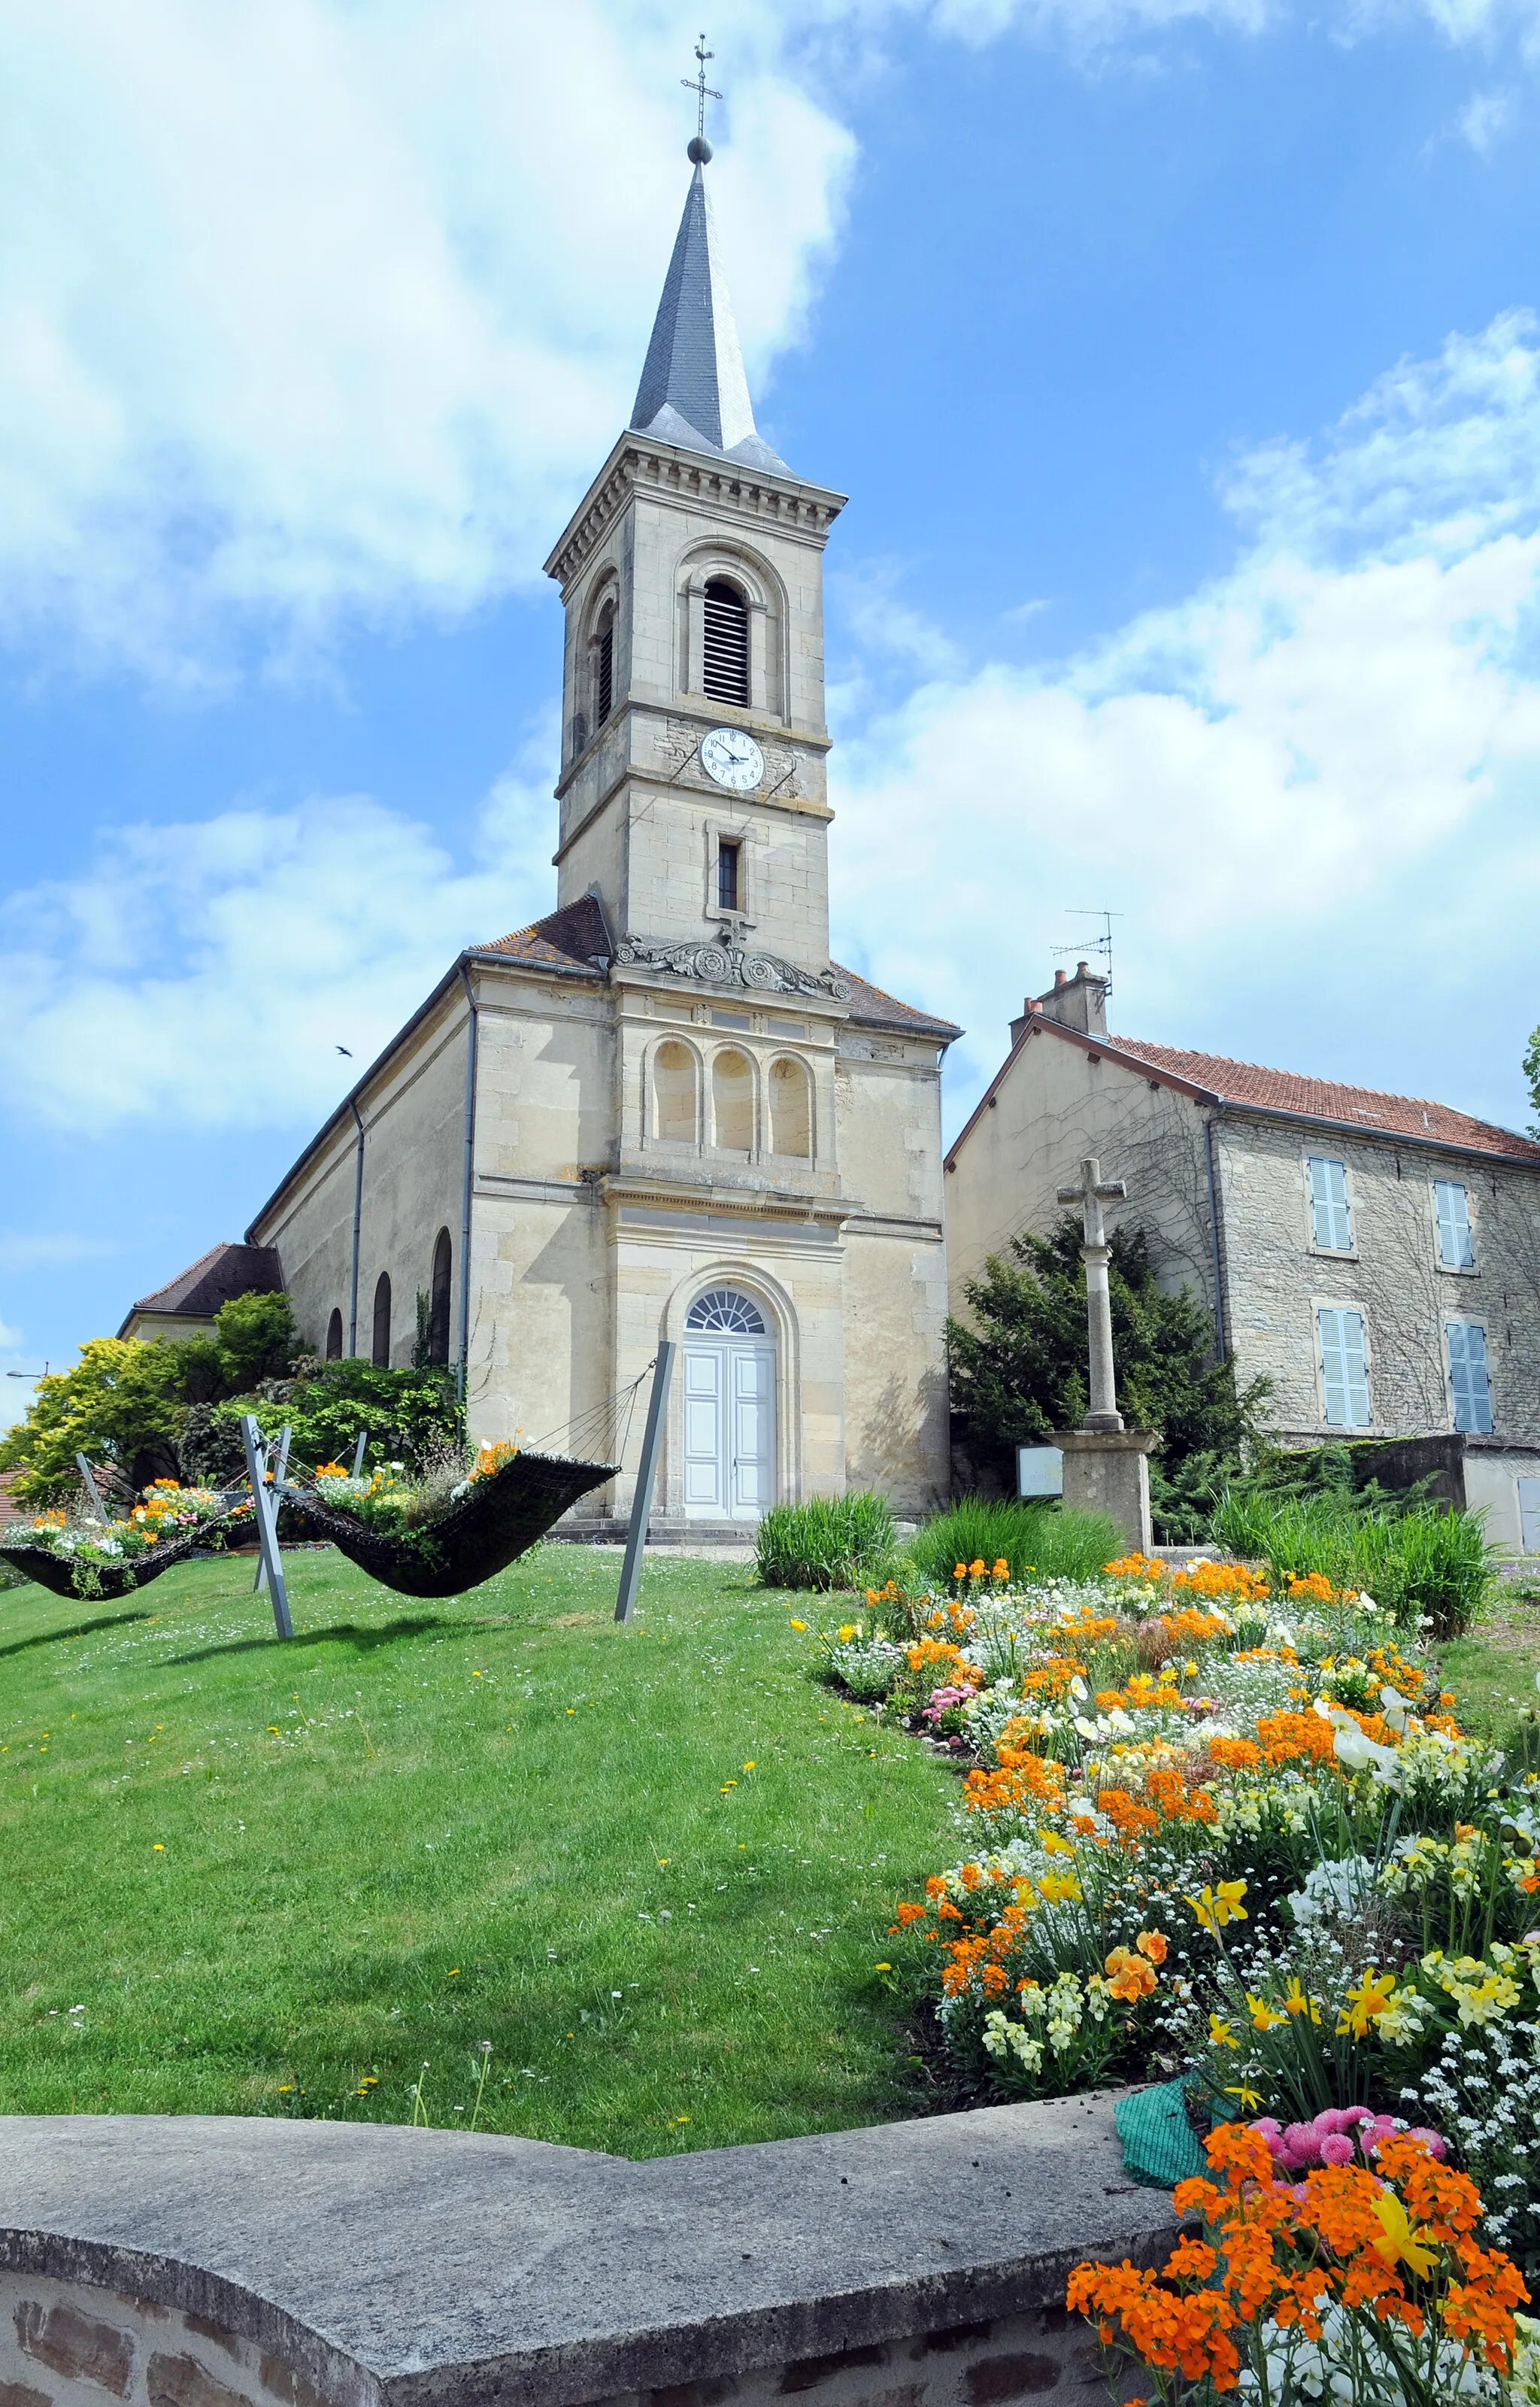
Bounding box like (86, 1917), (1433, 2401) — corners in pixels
(702, 578), (750, 706)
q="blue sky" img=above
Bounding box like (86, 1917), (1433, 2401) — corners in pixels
(4, 0), (1540, 1413)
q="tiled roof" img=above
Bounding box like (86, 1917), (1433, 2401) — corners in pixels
(479, 895), (612, 972)
(1110, 1037), (1540, 1165)
(118, 1242), (284, 1335)
(477, 906), (961, 1040)
(837, 966), (961, 1041)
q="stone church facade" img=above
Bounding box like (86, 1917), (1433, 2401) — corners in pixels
(244, 157), (959, 1533)
(946, 965), (1540, 1554)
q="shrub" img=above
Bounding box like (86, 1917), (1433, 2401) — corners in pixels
(218, 1359), (463, 1481)
(754, 1493), (897, 1592)
(906, 1496), (1120, 1592)
(1209, 1486), (1492, 1638)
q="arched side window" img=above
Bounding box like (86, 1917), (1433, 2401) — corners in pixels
(653, 1040), (698, 1143)
(711, 1048), (754, 1152)
(593, 596), (616, 729)
(768, 1056), (812, 1159)
(325, 1307), (344, 1361)
(702, 578), (750, 707)
(371, 1273), (392, 1368)
(687, 1288), (766, 1335)
(429, 1228), (453, 1367)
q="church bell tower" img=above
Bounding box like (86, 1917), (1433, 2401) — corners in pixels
(543, 135), (847, 990)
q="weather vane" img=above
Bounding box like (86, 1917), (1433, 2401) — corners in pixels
(681, 32), (722, 162)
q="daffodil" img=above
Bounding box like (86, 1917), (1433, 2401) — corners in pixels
(1337, 1967), (1398, 2039)
(1208, 2013), (1239, 2050)
(1369, 2190), (1438, 2281)
(1247, 1993), (1289, 2032)
(1188, 1879), (1248, 1934)
(1284, 1976), (1321, 2023)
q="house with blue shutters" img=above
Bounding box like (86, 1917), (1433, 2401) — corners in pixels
(945, 964), (1540, 1556)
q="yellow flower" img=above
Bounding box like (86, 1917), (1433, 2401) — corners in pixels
(1247, 1993), (1289, 2032)
(1208, 2013), (1239, 2050)
(1189, 1880), (1249, 1934)
(1225, 2084), (1263, 2111)
(1036, 1871), (1084, 1905)
(790, 1619), (806, 1631)
(1369, 2191), (1438, 2281)
(1337, 1967), (1398, 2039)
(742, 1761), (756, 1771)
(838, 1624), (856, 1642)
(1285, 1976), (1322, 2023)
(875, 1962), (892, 1972)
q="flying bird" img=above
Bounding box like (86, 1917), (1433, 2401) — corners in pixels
(336, 1045), (353, 1057)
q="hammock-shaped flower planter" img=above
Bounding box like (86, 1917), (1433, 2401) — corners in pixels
(0, 1513), (248, 1602)
(285, 1448), (617, 1598)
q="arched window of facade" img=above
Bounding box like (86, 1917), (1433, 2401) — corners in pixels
(325, 1307), (344, 1361)
(711, 1049), (754, 1152)
(653, 1040), (698, 1143)
(768, 1056), (812, 1158)
(702, 578), (750, 706)
(429, 1228), (453, 1367)
(593, 596), (616, 728)
(371, 1273), (392, 1368)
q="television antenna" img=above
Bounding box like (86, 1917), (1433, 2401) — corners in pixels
(1051, 908), (1122, 994)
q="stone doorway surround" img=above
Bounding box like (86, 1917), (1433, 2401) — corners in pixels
(0, 2097), (1166, 2407)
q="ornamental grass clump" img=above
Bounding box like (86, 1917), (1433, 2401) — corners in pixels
(1069, 2122), (1528, 2406)
(1210, 1487), (1493, 1640)
(753, 1492), (897, 1591)
(907, 1498), (1120, 1592)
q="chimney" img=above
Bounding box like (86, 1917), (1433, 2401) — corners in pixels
(1031, 959), (1108, 1037)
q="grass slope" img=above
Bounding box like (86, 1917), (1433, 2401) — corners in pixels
(0, 1546), (956, 2155)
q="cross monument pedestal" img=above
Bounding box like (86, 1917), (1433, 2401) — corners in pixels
(1050, 1155), (1161, 1555)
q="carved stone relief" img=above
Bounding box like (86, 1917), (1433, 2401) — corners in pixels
(615, 933), (851, 1003)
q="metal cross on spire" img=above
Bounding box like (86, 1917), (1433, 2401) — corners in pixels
(681, 32), (723, 162)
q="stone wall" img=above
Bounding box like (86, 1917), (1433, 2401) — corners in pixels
(0, 2100), (1167, 2407)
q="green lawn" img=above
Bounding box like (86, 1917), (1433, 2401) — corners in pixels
(0, 1544), (957, 2154)
(1438, 1574), (1540, 1737)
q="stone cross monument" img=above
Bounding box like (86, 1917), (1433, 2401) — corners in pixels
(1051, 1156), (1160, 1552)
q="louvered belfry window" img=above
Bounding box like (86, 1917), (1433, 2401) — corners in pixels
(702, 579), (750, 706)
(595, 605), (615, 727)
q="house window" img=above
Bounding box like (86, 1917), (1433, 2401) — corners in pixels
(1317, 1305), (1370, 1426)
(1446, 1322), (1493, 1434)
(371, 1273), (392, 1368)
(429, 1228), (453, 1368)
(594, 600), (615, 728)
(702, 578), (750, 706)
(1308, 1157), (1353, 1252)
(325, 1307), (343, 1361)
(717, 838), (741, 912)
(1434, 1179), (1475, 1270)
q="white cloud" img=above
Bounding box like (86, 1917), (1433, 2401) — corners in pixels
(0, 765), (551, 1131)
(0, 0), (853, 681)
(827, 311), (1540, 1110)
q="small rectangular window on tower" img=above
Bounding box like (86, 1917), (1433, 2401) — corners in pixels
(595, 619), (614, 727)
(717, 838), (741, 912)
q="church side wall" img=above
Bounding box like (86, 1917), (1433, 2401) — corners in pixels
(944, 1036), (1220, 1328)
(1214, 1119), (1540, 1446)
(468, 977), (614, 1495)
(251, 997), (467, 1372)
(836, 1034), (952, 1517)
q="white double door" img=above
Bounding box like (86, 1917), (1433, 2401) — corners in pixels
(682, 1338), (775, 1520)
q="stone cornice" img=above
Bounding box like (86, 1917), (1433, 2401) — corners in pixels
(544, 432), (846, 593)
(613, 933), (853, 1005)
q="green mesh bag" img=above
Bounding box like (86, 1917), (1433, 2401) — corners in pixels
(1115, 2079), (1209, 2189)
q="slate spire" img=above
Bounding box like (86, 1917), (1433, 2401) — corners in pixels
(629, 163), (790, 475)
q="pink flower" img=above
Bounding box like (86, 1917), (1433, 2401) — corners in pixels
(1318, 2133), (1357, 2166)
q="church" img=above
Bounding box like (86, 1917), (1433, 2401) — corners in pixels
(242, 144), (960, 1534)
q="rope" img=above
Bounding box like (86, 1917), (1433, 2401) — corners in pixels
(524, 1359), (654, 1464)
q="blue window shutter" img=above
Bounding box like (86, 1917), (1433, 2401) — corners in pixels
(1309, 1158), (1352, 1251)
(1435, 1180), (1474, 1270)
(1447, 1322), (1493, 1434)
(1319, 1307), (1370, 1426)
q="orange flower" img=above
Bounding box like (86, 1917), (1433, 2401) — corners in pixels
(1104, 1945), (1158, 2002)
(1136, 1929), (1168, 1963)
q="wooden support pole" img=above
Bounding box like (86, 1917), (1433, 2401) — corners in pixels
(241, 1413), (293, 1641)
(614, 1343), (675, 1625)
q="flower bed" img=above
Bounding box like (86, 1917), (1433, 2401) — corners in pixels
(805, 1550), (1540, 2299)
(288, 1441), (616, 1598)
(0, 1480), (247, 1598)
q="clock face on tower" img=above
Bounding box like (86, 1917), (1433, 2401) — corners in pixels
(701, 727), (764, 793)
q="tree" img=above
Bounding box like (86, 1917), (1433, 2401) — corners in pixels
(1526, 1023), (1540, 1139)
(947, 1216), (1270, 1533)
